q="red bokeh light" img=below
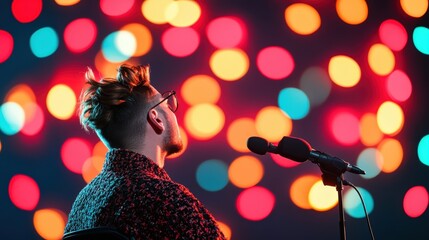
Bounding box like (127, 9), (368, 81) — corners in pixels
(379, 19), (407, 51)
(0, 30), (14, 63)
(330, 111), (360, 146)
(11, 0), (43, 23)
(8, 174), (40, 211)
(256, 46), (295, 80)
(21, 103), (44, 136)
(64, 18), (97, 53)
(403, 186), (429, 218)
(100, 0), (134, 17)
(61, 138), (92, 174)
(162, 27), (200, 57)
(386, 70), (412, 102)
(236, 186), (275, 221)
(206, 17), (245, 48)
(270, 153), (301, 168)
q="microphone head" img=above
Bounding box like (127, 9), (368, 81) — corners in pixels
(247, 136), (269, 155)
(278, 136), (311, 162)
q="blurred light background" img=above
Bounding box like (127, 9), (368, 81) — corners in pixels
(1, 0), (429, 239)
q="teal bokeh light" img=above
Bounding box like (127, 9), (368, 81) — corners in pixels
(196, 159), (229, 192)
(0, 102), (25, 135)
(357, 148), (383, 179)
(418, 135), (429, 166)
(101, 31), (135, 62)
(278, 88), (310, 120)
(344, 187), (374, 218)
(30, 27), (59, 58)
(413, 26), (429, 55)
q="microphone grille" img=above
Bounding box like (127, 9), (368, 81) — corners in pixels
(278, 136), (311, 162)
(247, 136), (268, 155)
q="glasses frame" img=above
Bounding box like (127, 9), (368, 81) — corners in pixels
(148, 90), (178, 113)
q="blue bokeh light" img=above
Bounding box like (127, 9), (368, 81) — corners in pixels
(196, 159), (229, 192)
(30, 27), (59, 58)
(278, 87), (310, 120)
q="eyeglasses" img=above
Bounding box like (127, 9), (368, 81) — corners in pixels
(149, 90), (178, 113)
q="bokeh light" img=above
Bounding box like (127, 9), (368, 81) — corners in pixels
(386, 70), (412, 102)
(64, 18), (97, 53)
(328, 55), (361, 87)
(368, 43), (395, 76)
(270, 153), (301, 168)
(30, 27), (59, 58)
(196, 159), (229, 192)
(378, 138), (403, 173)
(256, 46), (295, 80)
(120, 23), (152, 57)
(55, 0), (80, 6)
(46, 84), (77, 120)
(418, 135), (429, 166)
(210, 49), (249, 81)
(360, 113), (383, 147)
(377, 101), (404, 135)
(344, 187), (374, 218)
(82, 157), (101, 183)
(21, 102), (44, 136)
(162, 27), (200, 57)
(0, 102), (25, 136)
(102, 31), (137, 62)
(403, 186), (429, 218)
(12, 0), (43, 23)
(206, 17), (245, 48)
(379, 19), (408, 51)
(290, 175), (320, 209)
(284, 3), (321, 35)
(400, 0), (428, 18)
(330, 111), (360, 145)
(33, 208), (66, 240)
(236, 186), (275, 221)
(356, 148), (384, 179)
(165, 0), (201, 27)
(226, 118), (257, 153)
(181, 75), (221, 105)
(93, 141), (109, 158)
(299, 67), (331, 107)
(184, 103), (225, 140)
(228, 155), (264, 188)
(255, 106), (293, 143)
(61, 138), (92, 174)
(217, 221), (232, 240)
(0, 30), (14, 63)
(336, 0), (368, 25)
(308, 180), (338, 211)
(141, 0), (173, 24)
(8, 174), (40, 211)
(413, 26), (429, 55)
(100, 0), (134, 17)
(278, 88), (310, 120)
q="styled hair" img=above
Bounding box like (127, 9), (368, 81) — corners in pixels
(79, 64), (154, 133)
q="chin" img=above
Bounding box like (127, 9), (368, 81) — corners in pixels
(165, 139), (184, 156)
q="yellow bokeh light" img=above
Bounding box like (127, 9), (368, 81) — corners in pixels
(82, 157), (100, 183)
(360, 113), (384, 146)
(209, 49), (249, 81)
(184, 103), (225, 140)
(378, 138), (403, 173)
(166, 0), (201, 27)
(290, 175), (320, 209)
(94, 51), (138, 78)
(167, 127), (188, 159)
(328, 55), (361, 87)
(228, 155), (264, 188)
(400, 0), (428, 18)
(255, 106), (293, 142)
(336, 0), (368, 25)
(308, 180), (338, 211)
(33, 209), (66, 240)
(46, 84), (76, 120)
(217, 221), (232, 240)
(54, 0), (80, 6)
(181, 75), (221, 105)
(284, 3), (321, 35)
(5, 84), (38, 121)
(377, 101), (404, 135)
(121, 23), (153, 57)
(227, 118), (258, 152)
(368, 43), (395, 76)
(141, 0), (174, 24)
(91, 155), (105, 172)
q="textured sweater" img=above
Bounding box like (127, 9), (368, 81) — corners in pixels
(64, 149), (225, 239)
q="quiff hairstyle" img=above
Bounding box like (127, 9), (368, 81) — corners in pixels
(79, 64), (155, 143)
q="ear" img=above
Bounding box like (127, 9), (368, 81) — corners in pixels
(147, 109), (165, 135)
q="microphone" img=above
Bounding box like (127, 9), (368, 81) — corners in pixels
(247, 136), (365, 175)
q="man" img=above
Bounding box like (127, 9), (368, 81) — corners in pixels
(64, 64), (225, 239)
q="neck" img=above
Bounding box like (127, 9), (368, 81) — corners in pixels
(144, 145), (167, 168)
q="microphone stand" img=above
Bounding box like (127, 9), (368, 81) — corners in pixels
(319, 165), (347, 240)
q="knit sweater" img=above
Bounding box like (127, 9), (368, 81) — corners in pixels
(64, 149), (225, 239)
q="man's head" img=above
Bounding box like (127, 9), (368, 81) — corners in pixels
(79, 64), (183, 156)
